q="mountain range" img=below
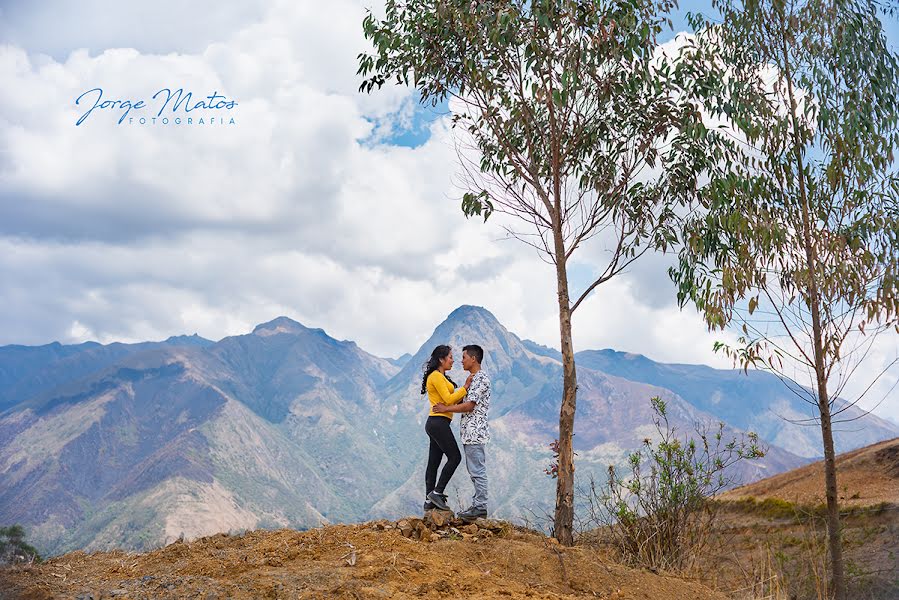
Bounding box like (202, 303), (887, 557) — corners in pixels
(1, 305), (896, 556)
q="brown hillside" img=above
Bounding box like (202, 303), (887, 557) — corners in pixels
(721, 436), (899, 508)
(696, 438), (899, 599)
(0, 518), (727, 600)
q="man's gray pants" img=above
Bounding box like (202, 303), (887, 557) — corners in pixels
(463, 443), (488, 510)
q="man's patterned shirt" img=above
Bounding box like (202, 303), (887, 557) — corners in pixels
(460, 371), (491, 445)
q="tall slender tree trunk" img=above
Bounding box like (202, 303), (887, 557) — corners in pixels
(801, 199), (847, 600)
(551, 235), (577, 546)
(797, 161), (847, 600)
(547, 72), (577, 546)
(783, 23), (847, 597)
(803, 227), (845, 598)
(815, 369), (846, 599)
(798, 177), (846, 600)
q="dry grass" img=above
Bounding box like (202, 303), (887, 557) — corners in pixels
(691, 498), (898, 599)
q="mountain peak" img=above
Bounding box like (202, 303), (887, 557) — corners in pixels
(164, 333), (213, 347)
(428, 305), (508, 342)
(386, 304), (542, 390)
(443, 304), (502, 327)
(593, 348), (650, 362)
(446, 305), (499, 323)
(252, 316), (308, 336)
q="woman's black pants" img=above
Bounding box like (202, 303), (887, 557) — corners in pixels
(425, 416), (461, 495)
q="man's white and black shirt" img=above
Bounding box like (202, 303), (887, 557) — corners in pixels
(460, 371), (491, 445)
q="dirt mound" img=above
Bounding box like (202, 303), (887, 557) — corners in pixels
(0, 517), (727, 600)
(721, 437), (899, 508)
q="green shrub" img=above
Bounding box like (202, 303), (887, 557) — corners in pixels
(584, 396), (765, 573)
(0, 525), (42, 564)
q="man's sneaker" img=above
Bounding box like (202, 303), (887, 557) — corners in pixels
(426, 491), (451, 511)
(458, 506), (487, 522)
(423, 501), (436, 512)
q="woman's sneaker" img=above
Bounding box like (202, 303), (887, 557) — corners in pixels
(426, 491), (451, 511)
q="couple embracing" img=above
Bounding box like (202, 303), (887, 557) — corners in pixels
(420, 344), (491, 522)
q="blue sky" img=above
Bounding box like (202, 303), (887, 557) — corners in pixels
(0, 0), (896, 424)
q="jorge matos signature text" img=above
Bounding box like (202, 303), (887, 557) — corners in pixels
(75, 88), (238, 126)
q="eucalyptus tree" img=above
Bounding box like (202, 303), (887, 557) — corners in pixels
(673, 0), (899, 595)
(358, 0), (731, 544)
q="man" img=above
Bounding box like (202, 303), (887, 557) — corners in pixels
(433, 344), (490, 521)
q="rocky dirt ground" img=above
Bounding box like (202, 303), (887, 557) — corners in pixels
(0, 513), (727, 600)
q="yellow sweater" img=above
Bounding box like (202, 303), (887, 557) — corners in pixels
(426, 370), (467, 419)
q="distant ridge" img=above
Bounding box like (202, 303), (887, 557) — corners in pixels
(575, 348), (898, 457)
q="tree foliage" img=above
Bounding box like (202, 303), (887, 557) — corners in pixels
(674, 0), (899, 374)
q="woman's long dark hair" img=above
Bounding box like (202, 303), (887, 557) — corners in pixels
(421, 344), (456, 394)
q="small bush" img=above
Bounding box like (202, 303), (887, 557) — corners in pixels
(583, 396), (765, 573)
(0, 525), (42, 565)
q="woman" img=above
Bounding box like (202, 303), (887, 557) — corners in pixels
(421, 345), (472, 512)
